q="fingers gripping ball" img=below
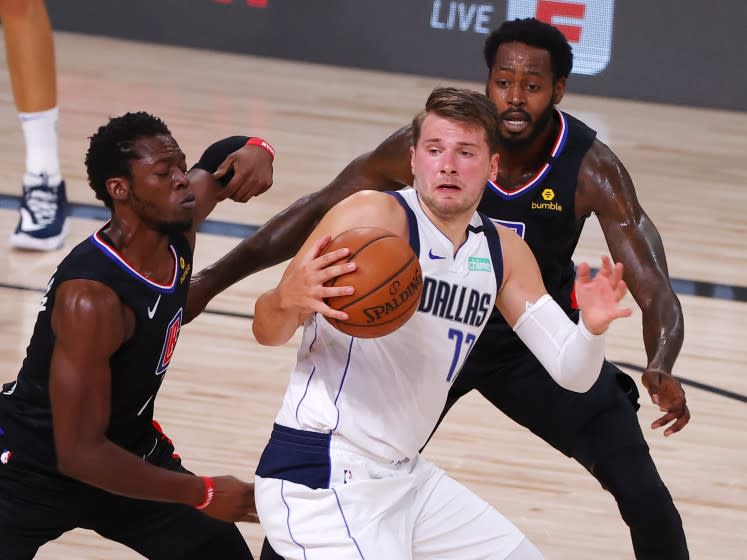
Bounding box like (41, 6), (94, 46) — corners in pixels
(323, 228), (423, 338)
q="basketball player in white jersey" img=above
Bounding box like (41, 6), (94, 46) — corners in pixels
(252, 87), (632, 560)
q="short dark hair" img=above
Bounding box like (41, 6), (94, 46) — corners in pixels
(412, 87), (500, 153)
(85, 112), (172, 209)
(483, 18), (573, 82)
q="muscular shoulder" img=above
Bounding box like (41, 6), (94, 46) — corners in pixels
(494, 224), (535, 280)
(576, 138), (639, 219)
(327, 190), (407, 237)
(334, 189), (402, 213)
(53, 280), (133, 349)
(495, 223), (532, 258)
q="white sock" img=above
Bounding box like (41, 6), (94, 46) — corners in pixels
(19, 107), (61, 181)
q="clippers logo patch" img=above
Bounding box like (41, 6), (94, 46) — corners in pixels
(156, 308), (183, 375)
(343, 469), (353, 484)
(1, 449), (12, 465)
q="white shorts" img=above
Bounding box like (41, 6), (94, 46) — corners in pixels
(255, 441), (527, 560)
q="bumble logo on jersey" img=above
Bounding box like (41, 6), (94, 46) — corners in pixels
(179, 256), (191, 285)
(417, 277), (492, 327)
(532, 187), (564, 212)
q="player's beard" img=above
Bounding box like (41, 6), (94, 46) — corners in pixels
(498, 99), (555, 152)
(130, 187), (193, 234)
(157, 220), (192, 235)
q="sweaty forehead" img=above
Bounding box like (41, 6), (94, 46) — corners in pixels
(493, 42), (552, 75)
(132, 134), (182, 163)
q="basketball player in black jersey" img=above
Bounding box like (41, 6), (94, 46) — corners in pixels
(0, 112), (275, 559)
(191, 18), (690, 560)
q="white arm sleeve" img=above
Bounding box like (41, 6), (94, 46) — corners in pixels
(512, 294), (605, 392)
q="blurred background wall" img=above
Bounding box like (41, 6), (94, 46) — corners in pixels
(46, 0), (747, 112)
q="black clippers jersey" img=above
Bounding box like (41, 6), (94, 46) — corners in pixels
(0, 224), (193, 472)
(476, 110), (597, 349)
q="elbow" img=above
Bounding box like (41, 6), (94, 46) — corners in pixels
(56, 448), (87, 480)
(252, 320), (280, 346)
(54, 437), (104, 481)
(558, 374), (596, 393)
(553, 352), (604, 393)
(252, 325), (268, 345)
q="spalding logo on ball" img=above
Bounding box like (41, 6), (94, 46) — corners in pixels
(323, 227), (424, 338)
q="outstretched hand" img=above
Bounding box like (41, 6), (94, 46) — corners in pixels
(575, 256), (633, 334)
(642, 368), (690, 436)
(277, 235), (356, 321)
(214, 143), (274, 203)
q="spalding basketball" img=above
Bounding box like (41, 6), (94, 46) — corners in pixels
(323, 227), (423, 338)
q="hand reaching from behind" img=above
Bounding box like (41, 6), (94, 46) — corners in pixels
(575, 256), (633, 335)
(214, 143), (274, 203)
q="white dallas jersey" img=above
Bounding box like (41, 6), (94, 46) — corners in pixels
(275, 188), (503, 462)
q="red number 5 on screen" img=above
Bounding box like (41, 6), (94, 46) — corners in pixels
(507, 0), (614, 76)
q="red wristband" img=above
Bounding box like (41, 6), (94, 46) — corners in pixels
(195, 476), (215, 510)
(246, 137), (275, 160)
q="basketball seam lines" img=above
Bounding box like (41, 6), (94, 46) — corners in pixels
(336, 256), (418, 312)
(325, 234), (396, 288)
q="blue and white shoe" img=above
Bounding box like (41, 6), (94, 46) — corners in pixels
(9, 173), (69, 251)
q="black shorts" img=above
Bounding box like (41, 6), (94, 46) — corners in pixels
(0, 424), (245, 560)
(449, 343), (645, 465)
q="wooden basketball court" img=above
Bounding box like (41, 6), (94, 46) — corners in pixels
(0, 30), (745, 559)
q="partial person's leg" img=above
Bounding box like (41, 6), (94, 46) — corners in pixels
(473, 351), (688, 559)
(90, 489), (253, 560)
(260, 537), (285, 560)
(256, 473), (413, 560)
(0, 464), (79, 560)
(1, 0), (67, 250)
(573, 364), (688, 560)
(412, 458), (532, 560)
(88, 431), (254, 560)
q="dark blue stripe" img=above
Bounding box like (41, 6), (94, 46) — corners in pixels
(255, 424), (332, 490)
(332, 337), (355, 431)
(280, 480), (308, 560)
(332, 487), (366, 558)
(295, 366), (315, 424)
(386, 191), (420, 258)
(478, 212), (504, 290)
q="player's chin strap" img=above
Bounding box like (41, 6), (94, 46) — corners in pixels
(513, 294), (605, 392)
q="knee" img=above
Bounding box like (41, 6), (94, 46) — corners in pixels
(595, 449), (681, 526)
